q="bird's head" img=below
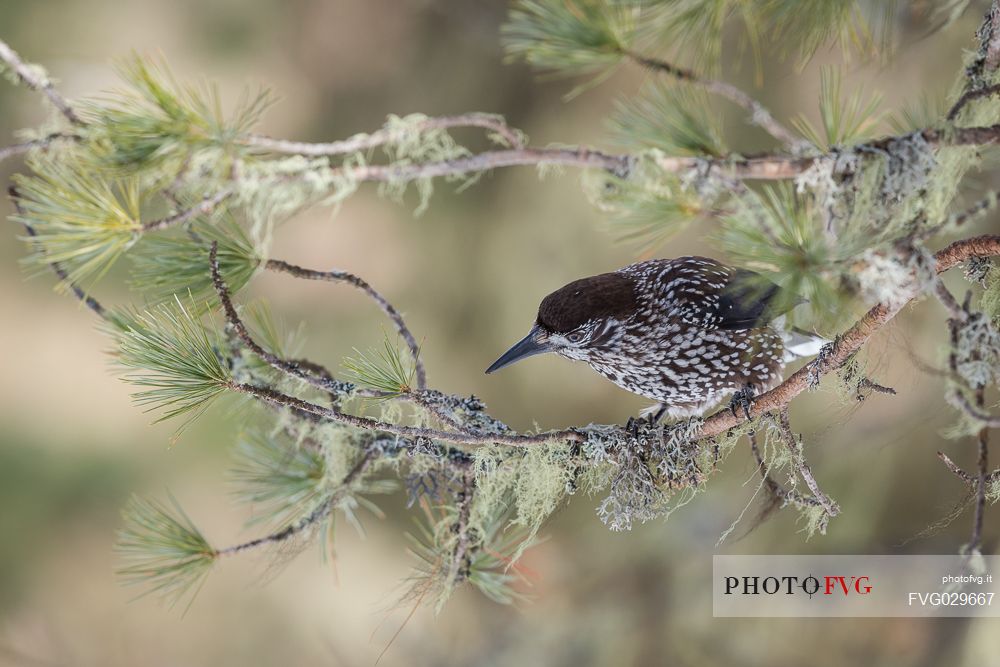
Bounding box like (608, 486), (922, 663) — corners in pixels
(485, 272), (637, 374)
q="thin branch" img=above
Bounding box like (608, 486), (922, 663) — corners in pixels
(447, 464), (477, 585)
(970, 387), (990, 552)
(947, 83), (1000, 121)
(777, 409), (840, 518)
(0, 132), (78, 164)
(748, 430), (789, 502)
(265, 258), (426, 390)
(243, 113), (524, 156)
(623, 49), (801, 148)
(983, 1), (1000, 71)
(0, 38), (83, 125)
(932, 276), (968, 322)
(216, 445), (378, 557)
(312, 124), (1000, 187)
(938, 451), (975, 484)
(696, 235), (1000, 440)
(8, 186), (107, 318)
(229, 381), (583, 447)
(948, 390), (1000, 428)
(748, 429), (821, 511)
(214, 244), (582, 446)
(142, 190), (232, 232)
(210, 241), (353, 397)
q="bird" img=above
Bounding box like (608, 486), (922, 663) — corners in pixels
(485, 256), (825, 422)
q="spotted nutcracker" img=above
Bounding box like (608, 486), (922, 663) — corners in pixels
(485, 256), (825, 422)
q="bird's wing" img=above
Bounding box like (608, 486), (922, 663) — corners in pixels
(625, 257), (785, 331)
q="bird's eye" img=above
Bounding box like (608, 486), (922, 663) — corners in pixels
(567, 332), (583, 344)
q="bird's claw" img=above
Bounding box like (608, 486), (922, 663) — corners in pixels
(729, 384), (757, 421)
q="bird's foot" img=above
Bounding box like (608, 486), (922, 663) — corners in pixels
(728, 384), (757, 421)
(639, 403), (668, 426)
(625, 416), (642, 439)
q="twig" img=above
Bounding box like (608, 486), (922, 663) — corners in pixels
(308, 124), (1000, 187)
(983, 1), (1000, 71)
(265, 258), (426, 389)
(216, 445), (378, 556)
(948, 390), (1000, 428)
(243, 113), (524, 156)
(932, 276), (968, 322)
(447, 465), (477, 585)
(695, 235), (1000, 440)
(0, 38), (83, 125)
(0, 132), (78, 164)
(748, 430), (787, 501)
(210, 242), (355, 397)
(229, 381), (583, 447)
(748, 429), (820, 510)
(8, 186), (107, 318)
(777, 409), (840, 518)
(856, 377), (897, 398)
(214, 244), (583, 446)
(142, 190), (232, 232)
(947, 83), (1000, 121)
(623, 49), (801, 148)
(938, 451), (975, 484)
(970, 387), (990, 552)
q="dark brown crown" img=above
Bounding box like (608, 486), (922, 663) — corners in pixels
(536, 272), (637, 333)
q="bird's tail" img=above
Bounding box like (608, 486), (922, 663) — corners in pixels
(772, 315), (829, 361)
(781, 327), (829, 361)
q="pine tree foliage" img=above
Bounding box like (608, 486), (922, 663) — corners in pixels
(112, 296), (231, 425)
(129, 215), (260, 303)
(13, 157), (142, 288)
(792, 67), (883, 151)
(611, 82), (726, 157)
(116, 493), (216, 610)
(3, 0), (1000, 613)
(343, 335), (417, 397)
(83, 56), (273, 175)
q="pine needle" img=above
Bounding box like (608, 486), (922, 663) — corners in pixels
(116, 493), (216, 611)
(112, 295), (232, 428)
(343, 334), (416, 397)
(129, 215), (260, 303)
(13, 157), (142, 289)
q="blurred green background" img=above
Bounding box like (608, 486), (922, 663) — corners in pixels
(1, 1), (998, 665)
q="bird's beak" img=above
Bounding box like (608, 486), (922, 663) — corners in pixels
(485, 325), (553, 374)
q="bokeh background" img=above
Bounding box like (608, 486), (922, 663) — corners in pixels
(1, 1), (998, 665)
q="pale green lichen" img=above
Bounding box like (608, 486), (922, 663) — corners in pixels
(236, 154), (359, 244)
(377, 113), (477, 216)
(954, 313), (1000, 389)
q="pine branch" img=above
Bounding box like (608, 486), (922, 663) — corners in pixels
(216, 446), (377, 557)
(0, 38), (83, 125)
(7, 185), (107, 318)
(291, 124), (1000, 187)
(213, 243), (582, 446)
(777, 408), (840, 519)
(265, 258), (426, 389)
(0, 132), (78, 164)
(970, 387), (990, 552)
(243, 113), (524, 155)
(948, 390), (1000, 427)
(695, 235), (1000, 440)
(947, 83), (1000, 121)
(623, 50), (801, 148)
(228, 381), (582, 447)
(210, 242), (351, 397)
(445, 464), (477, 589)
(141, 190), (232, 232)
